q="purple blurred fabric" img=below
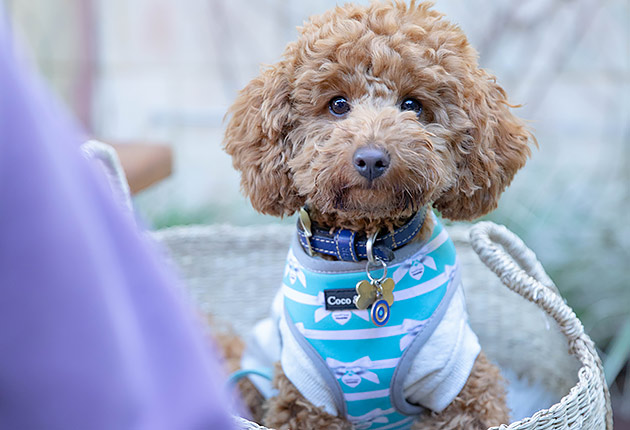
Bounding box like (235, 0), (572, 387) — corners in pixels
(0, 9), (234, 430)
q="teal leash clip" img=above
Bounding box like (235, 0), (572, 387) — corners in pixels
(227, 368), (274, 387)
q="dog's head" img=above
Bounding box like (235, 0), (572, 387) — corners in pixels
(224, 1), (533, 227)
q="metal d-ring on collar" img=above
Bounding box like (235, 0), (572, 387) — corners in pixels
(366, 230), (388, 283)
(366, 230), (378, 265)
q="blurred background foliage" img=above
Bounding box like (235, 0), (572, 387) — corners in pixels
(6, 0), (629, 423)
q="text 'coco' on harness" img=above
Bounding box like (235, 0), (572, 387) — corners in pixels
(355, 231), (396, 326)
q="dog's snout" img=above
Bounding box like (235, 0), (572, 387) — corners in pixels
(353, 146), (390, 181)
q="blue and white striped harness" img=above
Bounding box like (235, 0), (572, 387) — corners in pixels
(282, 219), (461, 430)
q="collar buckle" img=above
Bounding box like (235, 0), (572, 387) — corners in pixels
(299, 207), (314, 257)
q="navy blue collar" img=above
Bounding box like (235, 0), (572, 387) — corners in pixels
(296, 208), (427, 262)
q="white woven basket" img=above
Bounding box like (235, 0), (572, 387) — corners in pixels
(153, 222), (612, 430)
(83, 136), (612, 429)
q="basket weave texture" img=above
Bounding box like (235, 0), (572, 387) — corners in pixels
(153, 222), (612, 430)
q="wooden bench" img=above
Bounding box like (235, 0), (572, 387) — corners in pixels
(109, 142), (173, 194)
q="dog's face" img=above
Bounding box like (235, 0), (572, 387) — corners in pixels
(224, 2), (532, 227)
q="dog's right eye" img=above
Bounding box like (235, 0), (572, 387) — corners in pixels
(400, 98), (423, 116)
(329, 96), (351, 116)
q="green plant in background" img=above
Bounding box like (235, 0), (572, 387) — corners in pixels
(605, 318), (630, 385)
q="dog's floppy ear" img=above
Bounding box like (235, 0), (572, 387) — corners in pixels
(223, 60), (303, 217)
(433, 68), (533, 220)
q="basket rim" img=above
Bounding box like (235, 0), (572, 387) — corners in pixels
(470, 222), (612, 430)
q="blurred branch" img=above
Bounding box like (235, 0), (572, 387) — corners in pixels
(207, 0), (240, 99)
(478, 0), (567, 64)
(205, 0), (291, 99)
(75, 0), (96, 132)
(521, 0), (606, 111)
(604, 317), (630, 385)
(622, 122), (630, 218)
(477, 2), (523, 62)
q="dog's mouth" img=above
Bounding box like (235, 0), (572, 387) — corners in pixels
(305, 183), (424, 231)
(331, 184), (419, 214)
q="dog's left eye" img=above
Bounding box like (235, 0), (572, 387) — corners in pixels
(400, 98), (423, 116)
(329, 96), (351, 116)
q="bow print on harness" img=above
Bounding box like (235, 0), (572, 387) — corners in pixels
(399, 318), (426, 351)
(348, 408), (396, 429)
(285, 249), (307, 287)
(326, 356), (400, 388)
(391, 227), (449, 283)
(327, 356), (381, 387)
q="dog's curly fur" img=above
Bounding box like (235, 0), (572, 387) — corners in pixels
(223, 1), (533, 428)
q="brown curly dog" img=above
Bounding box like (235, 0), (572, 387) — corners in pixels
(223, 1), (533, 429)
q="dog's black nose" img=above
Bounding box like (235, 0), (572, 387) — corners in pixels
(353, 146), (390, 181)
